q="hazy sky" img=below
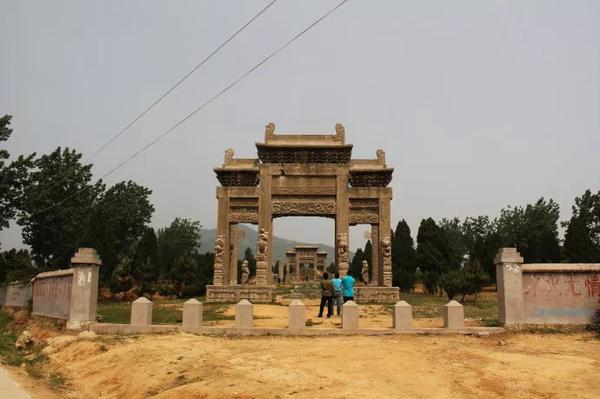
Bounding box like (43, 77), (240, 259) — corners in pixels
(1, 0), (599, 251)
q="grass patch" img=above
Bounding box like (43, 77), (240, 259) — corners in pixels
(98, 300), (242, 324)
(48, 372), (67, 390)
(97, 299), (185, 324)
(0, 311), (48, 379)
(400, 293), (498, 321)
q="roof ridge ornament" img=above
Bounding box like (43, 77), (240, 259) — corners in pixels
(224, 148), (234, 165)
(334, 123), (345, 143)
(376, 149), (386, 165)
(265, 122), (276, 141)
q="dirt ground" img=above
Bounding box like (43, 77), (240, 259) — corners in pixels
(8, 330), (598, 399)
(213, 299), (481, 329)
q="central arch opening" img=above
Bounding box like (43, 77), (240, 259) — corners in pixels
(272, 216), (334, 283)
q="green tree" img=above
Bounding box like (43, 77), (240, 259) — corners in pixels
(462, 216), (502, 282)
(0, 115), (34, 233)
(0, 249), (37, 283)
(439, 217), (466, 269)
(562, 189), (600, 262)
(17, 147), (104, 269)
(156, 218), (201, 279)
(130, 227), (159, 296)
(350, 248), (364, 277)
(416, 218), (454, 293)
(496, 198), (561, 262)
(87, 181), (154, 284)
(392, 220), (417, 292)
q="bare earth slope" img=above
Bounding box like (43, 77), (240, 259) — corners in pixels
(40, 332), (599, 398)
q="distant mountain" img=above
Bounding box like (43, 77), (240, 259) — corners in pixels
(199, 225), (352, 265)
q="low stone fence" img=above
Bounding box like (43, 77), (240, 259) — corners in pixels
(90, 298), (504, 336)
(30, 248), (102, 328)
(495, 248), (600, 325)
(0, 281), (31, 308)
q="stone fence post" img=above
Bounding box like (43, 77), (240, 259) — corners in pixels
(67, 248), (102, 329)
(494, 247), (524, 325)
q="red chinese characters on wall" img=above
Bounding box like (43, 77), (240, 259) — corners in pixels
(524, 273), (599, 297)
(586, 274), (600, 297)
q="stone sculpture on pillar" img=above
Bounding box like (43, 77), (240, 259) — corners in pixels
(361, 260), (370, 285)
(241, 260), (251, 285)
(255, 228), (269, 285)
(382, 236), (392, 287)
(336, 233), (349, 276)
(213, 235), (225, 285)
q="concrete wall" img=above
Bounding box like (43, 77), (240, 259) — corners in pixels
(522, 264), (600, 324)
(495, 248), (600, 325)
(32, 269), (73, 320)
(0, 282), (31, 308)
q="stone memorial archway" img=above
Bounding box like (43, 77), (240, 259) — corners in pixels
(206, 123), (400, 303)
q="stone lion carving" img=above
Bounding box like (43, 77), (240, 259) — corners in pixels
(334, 123), (345, 142)
(224, 148), (234, 164)
(265, 122), (276, 140)
(382, 236), (392, 258)
(336, 233), (348, 262)
(361, 260), (369, 285)
(214, 235), (225, 261)
(257, 228), (269, 261)
(241, 260), (250, 285)
(376, 149), (386, 165)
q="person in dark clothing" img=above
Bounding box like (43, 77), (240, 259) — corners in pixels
(317, 272), (334, 318)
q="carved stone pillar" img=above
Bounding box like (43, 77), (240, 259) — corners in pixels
(214, 188), (230, 285)
(335, 170), (350, 276)
(257, 165), (273, 286)
(370, 225), (379, 286)
(229, 224), (238, 285)
(379, 192), (392, 287)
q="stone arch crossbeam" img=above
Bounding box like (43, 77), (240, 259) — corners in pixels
(206, 123), (399, 303)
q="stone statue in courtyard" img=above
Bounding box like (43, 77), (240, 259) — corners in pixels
(241, 260), (251, 285)
(361, 260), (370, 285)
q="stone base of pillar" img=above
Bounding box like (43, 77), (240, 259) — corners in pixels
(206, 285), (275, 303)
(255, 260), (267, 285)
(355, 286), (400, 304)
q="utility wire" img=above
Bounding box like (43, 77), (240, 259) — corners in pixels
(89, 0), (279, 160)
(25, 0), (279, 207)
(30, 0), (350, 217)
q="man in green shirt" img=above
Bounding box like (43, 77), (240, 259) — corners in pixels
(318, 272), (334, 318)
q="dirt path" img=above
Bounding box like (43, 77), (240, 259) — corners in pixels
(36, 332), (599, 398)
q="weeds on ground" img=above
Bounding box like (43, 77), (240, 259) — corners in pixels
(0, 311), (48, 379)
(48, 372), (68, 390)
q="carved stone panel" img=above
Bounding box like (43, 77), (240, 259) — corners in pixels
(272, 200), (337, 217)
(349, 209), (379, 224)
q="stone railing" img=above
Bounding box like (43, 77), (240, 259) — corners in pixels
(495, 247), (600, 325)
(30, 248), (102, 329)
(0, 281), (32, 308)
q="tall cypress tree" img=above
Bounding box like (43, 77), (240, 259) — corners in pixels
(562, 189), (600, 262)
(416, 218), (453, 293)
(392, 220), (417, 291)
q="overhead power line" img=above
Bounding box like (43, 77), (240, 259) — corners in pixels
(88, 0), (279, 160)
(25, 0), (279, 207)
(30, 0), (350, 217)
